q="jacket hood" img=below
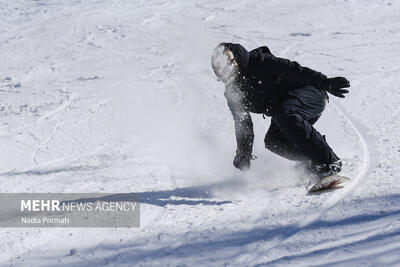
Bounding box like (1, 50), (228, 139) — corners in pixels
(220, 43), (250, 71)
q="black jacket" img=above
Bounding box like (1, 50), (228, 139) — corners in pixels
(222, 43), (328, 156)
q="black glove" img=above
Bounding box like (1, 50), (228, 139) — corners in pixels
(321, 77), (350, 98)
(233, 153), (251, 170)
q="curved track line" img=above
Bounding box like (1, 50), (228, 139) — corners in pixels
(256, 98), (374, 263)
(31, 122), (60, 166)
(299, 99), (372, 226)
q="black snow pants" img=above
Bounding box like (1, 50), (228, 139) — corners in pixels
(264, 86), (339, 164)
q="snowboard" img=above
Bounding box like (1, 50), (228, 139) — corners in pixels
(308, 174), (351, 193)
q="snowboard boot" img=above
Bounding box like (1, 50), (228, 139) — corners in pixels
(311, 159), (342, 179)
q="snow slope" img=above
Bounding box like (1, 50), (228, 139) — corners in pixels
(0, 0), (399, 265)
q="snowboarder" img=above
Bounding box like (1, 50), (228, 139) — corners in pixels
(211, 43), (350, 178)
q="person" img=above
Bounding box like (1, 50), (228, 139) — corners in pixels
(211, 43), (350, 178)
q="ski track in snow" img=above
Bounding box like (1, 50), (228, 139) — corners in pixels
(302, 101), (372, 226)
(1, 0), (400, 266)
(252, 100), (375, 264)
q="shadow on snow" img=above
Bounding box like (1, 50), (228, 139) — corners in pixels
(62, 179), (243, 207)
(54, 194), (400, 266)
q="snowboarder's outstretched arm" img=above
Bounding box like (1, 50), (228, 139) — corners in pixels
(225, 91), (254, 170)
(252, 49), (350, 97)
(256, 52), (327, 88)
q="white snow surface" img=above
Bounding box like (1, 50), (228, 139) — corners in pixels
(0, 0), (400, 266)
